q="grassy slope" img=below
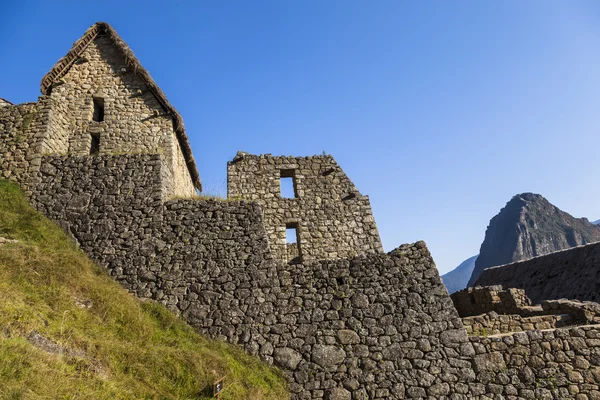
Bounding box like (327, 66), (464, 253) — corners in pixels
(0, 179), (288, 400)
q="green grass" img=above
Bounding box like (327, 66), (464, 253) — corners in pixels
(0, 179), (288, 400)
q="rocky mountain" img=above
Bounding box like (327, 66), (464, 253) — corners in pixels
(441, 255), (478, 294)
(594, 219), (600, 225)
(467, 193), (600, 287)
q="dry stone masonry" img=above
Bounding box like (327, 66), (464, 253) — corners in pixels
(462, 312), (571, 336)
(4, 21), (600, 399)
(32, 154), (474, 399)
(451, 285), (533, 318)
(476, 241), (600, 304)
(453, 285), (600, 334)
(228, 152), (383, 263)
(0, 99), (49, 187)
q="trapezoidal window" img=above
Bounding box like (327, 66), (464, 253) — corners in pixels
(285, 222), (302, 264)
(286, 223), (299, 244)
(92, 97), (105, 122)
(90, 134), (100, 155)
(280, 169), (297, 198)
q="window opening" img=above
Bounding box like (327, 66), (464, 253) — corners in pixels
(90, 134), (100, 155)
(280, 169), (297, 198)
(336, 277), (347, 285)
(286, 223), (298, 244)
(342, 192), (357, 201)
(92, 97), (105, 122)
(285, 222), (302, 263)
(322, 167), (335, 176)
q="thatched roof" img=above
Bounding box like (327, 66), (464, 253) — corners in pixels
(40, 22), (201, 190)
(0, 98), (14, 106)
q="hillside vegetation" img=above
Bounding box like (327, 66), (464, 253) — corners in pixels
(0, 179), (288, 399)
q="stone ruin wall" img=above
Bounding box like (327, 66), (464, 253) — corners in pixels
(475, 241), (600, 304)
(43, 34), (195, 199)
(21, 153), (600, 399)
(0, 102), (39, 183)
(462, 312), (570, 336)
(227, 154), (383, 264)
(32, 154), (468, 399)
(451, 285), (532, 318)
(0, 99), (52, 191)
(469, 325), (600, 399)
(453, 284), (600, 335)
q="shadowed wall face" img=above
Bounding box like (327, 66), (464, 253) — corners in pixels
(227, 154), (383, 263)
(476, 242), (600, 304)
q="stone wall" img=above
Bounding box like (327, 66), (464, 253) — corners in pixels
(13, 153), (600, 398)
(451, 285), (532, 317)
(469, 325), (600, 399)
(286, 242), (300, 264)
(31, 154), (473, 398)
(33, 154), (271, 303)
(227, 153), (383, 263)
(43, 34), (195, 199)
(43, 93), (71, 155)
(475, 242), (600, 304)
(0, 101), (47, 188)
(463, 311), (570, 336)
(14, 20), (600, 399)
(541, 299), (600, 326)
(171, 132), (196, 197)
(268, 243), (474, 399)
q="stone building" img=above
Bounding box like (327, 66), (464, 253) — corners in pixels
(228, 153), (383, 263)
(1, 22), (201, 199)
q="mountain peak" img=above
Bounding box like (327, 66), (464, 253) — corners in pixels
(467, 193), (600, 287)
(512, 192), (545, 202)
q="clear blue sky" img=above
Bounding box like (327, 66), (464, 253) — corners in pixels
(3, 1), (600, 274)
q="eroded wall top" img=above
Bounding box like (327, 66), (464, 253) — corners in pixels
(227, 152), (383, 263)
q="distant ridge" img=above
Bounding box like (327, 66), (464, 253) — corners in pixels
(441, 255), (478, 294)
(467, 193), (600, 287)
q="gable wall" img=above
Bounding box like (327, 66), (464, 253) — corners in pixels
(45, 35), (195, 198)
(171, 131), (196, 197)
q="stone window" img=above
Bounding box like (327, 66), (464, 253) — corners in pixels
(90, 134), (100, 155)
(280, 169), (297, 198)
(286, 222), (302, 263)
(286, 223), (299, 244)
(92, 97), (105, 122)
